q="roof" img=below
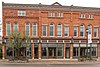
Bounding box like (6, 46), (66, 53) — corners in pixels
(2, 2), (100, 12)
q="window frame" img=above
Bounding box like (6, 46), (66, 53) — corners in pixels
(74, 26), (78, 37)
(32, 23), (38, 36)
(50, 24), (55, 37)
(25, 22), (30, 36)
(57, 24), (62, 37)
(6, 22), (11, 36)
(42, 25), (47, 36)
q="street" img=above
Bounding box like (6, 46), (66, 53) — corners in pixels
(0, 64), (100, 67)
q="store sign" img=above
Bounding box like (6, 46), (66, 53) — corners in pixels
(88, 34), (92, 43)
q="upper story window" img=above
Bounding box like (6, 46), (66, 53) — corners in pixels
(88, 25), (92, 35)
(42, 25), (47, 36)
(80, 25), (84, 37)
(18, 10), (26, 16)
(80, 14), (85, 18)
(32, 23), (37, 36)
(58, 12), (63, 17)
(94, 27), (98, 37)
(64, 26), (69, 36)
(88, 14), (93, 19)
(13, 22), (18, 32)
(74, 26), (78, 37)
(6, 22), (11, 36)
(57, 24), (62, 36)
(25, 22), (30, 36)
(50, 24), (54, 36)
(49, 12), (55, 17)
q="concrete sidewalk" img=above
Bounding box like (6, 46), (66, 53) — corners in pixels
(0, 59), (100, 64)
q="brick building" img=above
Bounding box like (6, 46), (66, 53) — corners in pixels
(2, 2), (100, 60)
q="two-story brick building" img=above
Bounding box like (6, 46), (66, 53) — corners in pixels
(2, 2), (100, 60)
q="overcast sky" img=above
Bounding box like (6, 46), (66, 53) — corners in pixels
(0, 0), (100, 36)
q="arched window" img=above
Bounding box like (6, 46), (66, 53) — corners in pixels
(80, 24), (84, 37)
(32, 23), (37, 36)
(6, 22), (11, 36)
(25, 22), (30, 36)
(50, 23), (54, 36)
(57, 24), (62, 36)
(14, 22), (18, 32)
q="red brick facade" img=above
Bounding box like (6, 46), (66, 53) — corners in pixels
(2, 2), (100, 60)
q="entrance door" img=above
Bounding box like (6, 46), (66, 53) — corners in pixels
(66, 47), (70, 58)
(48, 47), (56, 58)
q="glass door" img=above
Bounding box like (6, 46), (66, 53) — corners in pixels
(66, 47), (70, 58)
(48, 47), (56, 58)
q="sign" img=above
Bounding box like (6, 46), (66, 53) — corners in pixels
(88, 34), (92, 43)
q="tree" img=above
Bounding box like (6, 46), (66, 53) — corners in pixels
(7, 31), (30, 61)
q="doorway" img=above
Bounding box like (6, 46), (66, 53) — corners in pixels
(66, 47), (70, 58)
(48, 47), (56, 58)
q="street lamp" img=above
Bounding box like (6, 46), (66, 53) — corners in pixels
(86, 29), (89, 59)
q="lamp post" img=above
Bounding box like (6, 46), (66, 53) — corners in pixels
(86, 29), (89, 60)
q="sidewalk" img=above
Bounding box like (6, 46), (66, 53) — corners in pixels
(0, 59), (100, 64)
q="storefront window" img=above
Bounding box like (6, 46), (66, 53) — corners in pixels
(42, 47), (47, 56)
(58, 47), (63, 56)
(73, 47), (78, 57)
(92, 47), (97, 56)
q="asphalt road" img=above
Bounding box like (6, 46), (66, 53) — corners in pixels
(0, 64), (100, 67)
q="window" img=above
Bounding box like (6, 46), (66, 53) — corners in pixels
(57, 24), (62, 36)
(64, 26), (69, 36)
(94, 27), (98, 37)
(58, 47), (63, 56)
(25, 22), (30, 36)
(49, 12), (55, 17)
(92, 47), (97, 56)
(13, 22), (18, 32)
(74, 26), (78, 37)
(88, 25), (92, 35)
(18, 10), (26, 16)
(50, 24), (54, 36)
(73, 47), (78, 57)
(80, 14), (85, 18)
(42, 25), (47, 36)
(6, 22), (11, 36)
(80, 25), (84, 37)
(58, 12), (63, 17)
(88, 14), (93, 19)
(32, 23), (37, 36)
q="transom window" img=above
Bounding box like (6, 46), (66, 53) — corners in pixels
(57, 24), (62, 36)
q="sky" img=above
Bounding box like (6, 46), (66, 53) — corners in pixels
(0, 0), (100, 36)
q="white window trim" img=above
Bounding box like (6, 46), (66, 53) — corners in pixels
(25, 23), (30, 36)
(42, 25), (47, 37)
(64, 26), (69, 37)
(50, 24), (55, 37)
(18, 10), (26, 16)
(32, 24), (38, 36)
(57, 24), (62, 37)
(13, 22), (19, 32)
(6, 22), (11, 36)
(74, 26), (78, 37)
(80, 14), (85, 18)
(49, 12), (55, 17)
(57, 12), (63, 17)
